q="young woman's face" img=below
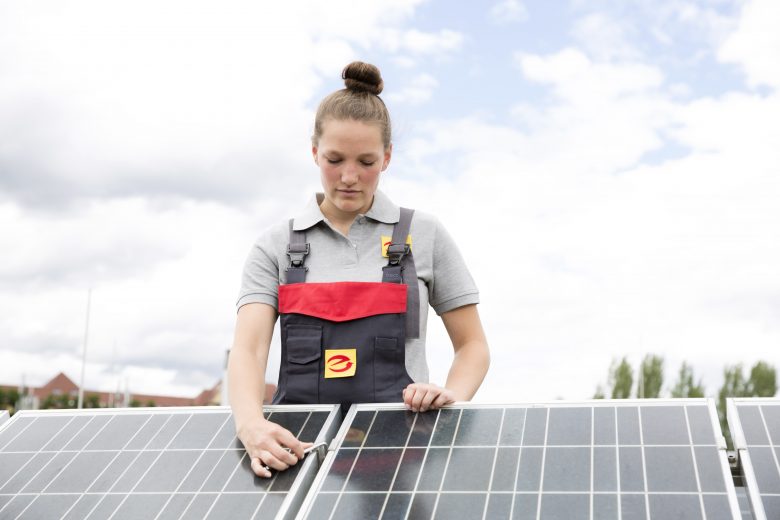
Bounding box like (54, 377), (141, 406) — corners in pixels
(313, 118), (391, 217)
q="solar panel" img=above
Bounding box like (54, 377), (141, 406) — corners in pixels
(297, 400), (741, 520)
(0, 405), (340, 520)
(727, 398), (780, 520)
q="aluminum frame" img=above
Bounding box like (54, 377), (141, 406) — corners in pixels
(296, 400), (741, 520)
(726, 397), (780, 520)
(0, 410), (8, 426)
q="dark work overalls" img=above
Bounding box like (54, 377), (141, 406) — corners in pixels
(272, 208), (420, 408)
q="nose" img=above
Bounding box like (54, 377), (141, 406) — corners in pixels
(340, 163), (359, 185)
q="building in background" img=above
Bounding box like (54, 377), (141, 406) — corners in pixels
(0, 372), (276, 413)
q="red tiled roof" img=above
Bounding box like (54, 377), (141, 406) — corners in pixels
(5, 373), (278, 408)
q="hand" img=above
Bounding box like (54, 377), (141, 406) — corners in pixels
(236, 415), (313, 478)
(402, 383), (456, 413)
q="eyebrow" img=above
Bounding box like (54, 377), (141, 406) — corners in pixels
(323, 151), (380, 159)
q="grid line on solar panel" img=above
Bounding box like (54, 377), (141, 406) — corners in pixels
(431, 407), (464, 518)
(534, 406), (550, 519)
(637, 401), (651, 517)
(95, 411), (194, 519)
(614, 405), (621, 518)
(35, 414), (158, 519)
(0, 415), (82, 499)
(507, 407), (527, 519)
(150, 412), (231, 520)
(482, 408), (505, 519)
(326, 409), (379, 520)
(296, 401), (740, 520)
(684, 401), (707, 516)
(375, 412), (419, 518)
(589, 406), (594, 519)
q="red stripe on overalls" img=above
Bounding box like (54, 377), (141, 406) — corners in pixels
(278, 282), (407, 322)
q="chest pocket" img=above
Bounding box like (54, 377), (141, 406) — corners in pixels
(283, 325), (322, 403)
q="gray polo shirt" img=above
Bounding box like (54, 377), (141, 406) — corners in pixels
(237, 190), (479, 383)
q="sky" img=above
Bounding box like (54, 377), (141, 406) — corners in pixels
(1, 0), (778, 403)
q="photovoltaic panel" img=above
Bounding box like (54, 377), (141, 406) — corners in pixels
(297, 400), (741, 520)
(0, 405), (340, 520)
(727, 398), (780, 520)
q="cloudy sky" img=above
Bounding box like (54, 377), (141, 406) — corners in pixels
(1, 0), (778, 403)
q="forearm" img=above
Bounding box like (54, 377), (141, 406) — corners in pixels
(445, 339), (490, 401)
(228, 345), (268, 432)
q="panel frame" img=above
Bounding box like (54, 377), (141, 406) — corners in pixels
(0, 410), (8, 426)
(0, 404), (341, 520)
(727, 397), (779, 520)
(296, 399), (740, 520)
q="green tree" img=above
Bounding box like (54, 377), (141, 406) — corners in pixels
(593, 385), (606, 399)
(145, 400), (157, 407)
(637, 354), (664, 398)
(746, 361), (777, 397)
(610, 358), (634, 399)
(670, 362), (705, 398)
(86, 394), (101, 408)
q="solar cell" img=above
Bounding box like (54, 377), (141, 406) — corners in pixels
(297, 400), (741, 520)
(727, 398), (780, 520)
(0, 405), (340, 520)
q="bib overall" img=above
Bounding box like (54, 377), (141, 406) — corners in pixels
(272, 208), (420, 407)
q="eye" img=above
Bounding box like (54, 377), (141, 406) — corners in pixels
(360, 160), (376, 167)
(326, 158), (342, 165)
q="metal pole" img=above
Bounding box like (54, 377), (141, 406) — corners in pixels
(77, 288), (92, 409)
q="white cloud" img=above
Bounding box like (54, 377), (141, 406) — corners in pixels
(719, 0), (780, 88)
(380, 28), (464, 57)
(516, 48), (664, 101)
(387, 73), (439, 105)
(392, 40), (780, 401)
(571, 12), (639, 61)
(488, 0), (528, 23)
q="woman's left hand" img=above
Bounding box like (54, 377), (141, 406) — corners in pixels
(402, 383), (455, 413)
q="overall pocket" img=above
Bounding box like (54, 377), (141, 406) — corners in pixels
(374, 337), (413, 402)
(283, 325), (322, 403)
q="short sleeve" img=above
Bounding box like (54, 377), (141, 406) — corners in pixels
(428, 218), (480, 315)
(236, 229), (282, 310)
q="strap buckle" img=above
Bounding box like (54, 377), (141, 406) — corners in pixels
(287, 243), (310, 268)
(386, 243), (410, 266)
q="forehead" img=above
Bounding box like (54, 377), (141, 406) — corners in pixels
(318, 118), (385, 151)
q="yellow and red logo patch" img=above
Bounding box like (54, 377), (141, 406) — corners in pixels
(324, 349), (357, 378)
(381, 235), (412, 257)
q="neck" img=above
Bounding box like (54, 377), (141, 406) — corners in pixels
(319, 196), (373, 236)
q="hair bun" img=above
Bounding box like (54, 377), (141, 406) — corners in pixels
(342, 61), (384, 95)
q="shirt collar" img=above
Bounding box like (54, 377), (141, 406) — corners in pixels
(292, 190), (400, 231)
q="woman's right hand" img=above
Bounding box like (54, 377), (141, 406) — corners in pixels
(236, 415), (313, 478)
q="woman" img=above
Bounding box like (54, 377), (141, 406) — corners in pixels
(229, 61), (489, 478)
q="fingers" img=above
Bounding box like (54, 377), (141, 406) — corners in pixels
(404, 383), (451, 413)
(250, 457), (272, 478)
(239, 419), (308, 478)
(276, 429), (306, 461)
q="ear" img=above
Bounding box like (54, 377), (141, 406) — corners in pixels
(312, 145), (319, 165)
(381, 143), (393, 171)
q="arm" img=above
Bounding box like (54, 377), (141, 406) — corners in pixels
(228, 303), (310, 477)
(403, 304), (490, 412)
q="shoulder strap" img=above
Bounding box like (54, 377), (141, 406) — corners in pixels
(285, 219), (309, 284)
(382, 208), (420, 339)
